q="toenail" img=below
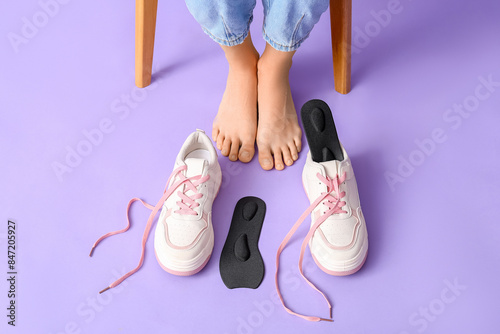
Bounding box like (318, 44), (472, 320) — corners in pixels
(230, 155), (237, 160)
(263, 159), (271, 166)
(241, 151), (250, 158)
(287, 159), (293, 165)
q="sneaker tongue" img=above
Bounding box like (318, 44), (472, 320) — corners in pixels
(320, 160), (341, 178)
(184, 158), (207, 178)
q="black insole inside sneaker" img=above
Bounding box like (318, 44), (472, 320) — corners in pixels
(300, 99), (344, 162)
(220, 197), (266, 289)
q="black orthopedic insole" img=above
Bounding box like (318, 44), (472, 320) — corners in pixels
(300, 99), (344, 162)
(219, 197), (266, 289)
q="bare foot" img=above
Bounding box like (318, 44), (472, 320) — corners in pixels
(212, 36), (259, 163)
(256, 44), (302, 171)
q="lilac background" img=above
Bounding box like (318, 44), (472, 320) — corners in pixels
(1, 0), (500, 333)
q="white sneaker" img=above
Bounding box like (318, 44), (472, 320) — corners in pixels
(154, 129), (222, 276)
(91, 129), (221, 294)
(275, 144), (368, 322)
(302, 146), (368, 275)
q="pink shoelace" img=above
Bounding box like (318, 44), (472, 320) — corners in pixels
(275, 171), (347, 322)
(89, 165), (209, 293)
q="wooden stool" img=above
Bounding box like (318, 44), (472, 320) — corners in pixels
(135, 0), (351, 94)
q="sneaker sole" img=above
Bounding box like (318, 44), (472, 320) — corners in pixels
(154, 233), (214, 276)
(311, 237), (368, 276)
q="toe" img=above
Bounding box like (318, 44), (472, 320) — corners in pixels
(289, 143), (299, 161)
(258, 147), (274, 171)
(282, 147), (294, 166)
(294, 136), (302, 153)
(229, 138), (240, 161)
(221, 137), (231, 157)
(216, 134), (224, 151)
(273, 149), (285, 171)
(238, 141), (255, 163)
(212, 126), (219, 142)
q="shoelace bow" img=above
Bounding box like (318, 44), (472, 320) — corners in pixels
(89, 165), (209, 293)
(275, 171), (347, 322)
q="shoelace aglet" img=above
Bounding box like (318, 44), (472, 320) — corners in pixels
(89, 245), (96, 257)
(99, 286), (110, 294)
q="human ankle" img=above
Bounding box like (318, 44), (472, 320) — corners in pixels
(227, 53), (258, 73)
(258, 49), (293, 72)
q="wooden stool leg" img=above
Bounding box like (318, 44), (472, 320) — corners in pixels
(330, 0), (351, 94)
(136, 0), (158, 88)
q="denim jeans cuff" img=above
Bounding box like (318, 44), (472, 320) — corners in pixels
(262, 28), (311, 52)
(201, 16), (253, 47)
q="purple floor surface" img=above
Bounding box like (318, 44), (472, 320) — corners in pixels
(1, 0), (499, 333)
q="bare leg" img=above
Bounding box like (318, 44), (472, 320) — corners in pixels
(256, 43), (302, 170)
(213, 34), (259, 163)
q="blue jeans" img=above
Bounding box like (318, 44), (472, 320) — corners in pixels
(185, 0), (330, 52)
